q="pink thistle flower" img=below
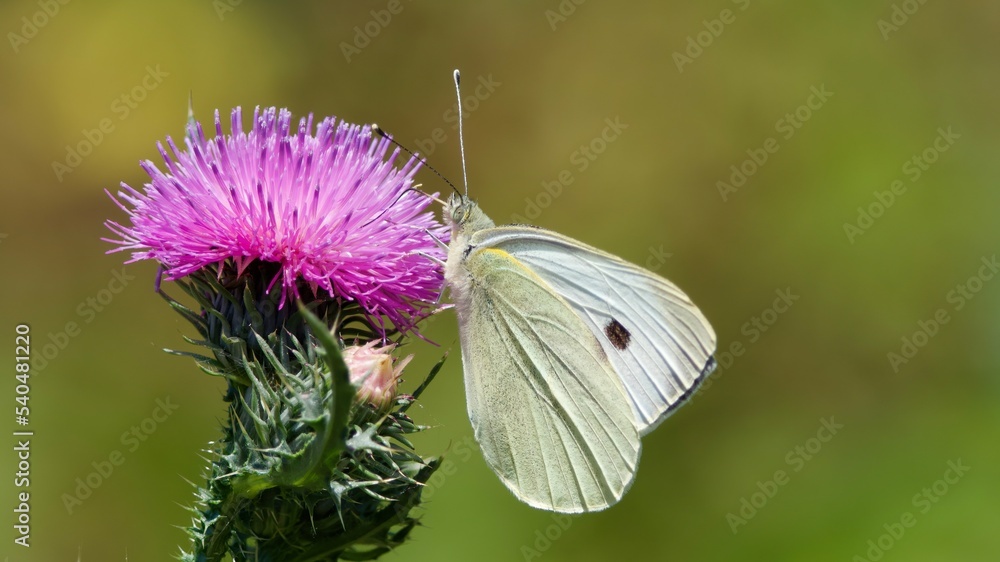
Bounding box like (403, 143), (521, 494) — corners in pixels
(104, 106), (447, 334)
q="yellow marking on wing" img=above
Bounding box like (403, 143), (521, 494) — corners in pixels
(476, 247), (558, 288)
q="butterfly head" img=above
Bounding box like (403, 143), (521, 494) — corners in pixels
(444, 192), (495, 237)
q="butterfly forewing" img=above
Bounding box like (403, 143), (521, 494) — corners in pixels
(471, 226), (717, 434)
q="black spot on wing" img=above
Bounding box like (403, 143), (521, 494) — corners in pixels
(604, 318), (631, 351)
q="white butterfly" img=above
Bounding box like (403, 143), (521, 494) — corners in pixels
(441, 71), (717, 513)
(443, 194), (717, 512)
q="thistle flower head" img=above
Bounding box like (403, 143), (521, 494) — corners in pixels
(104, 106), (447, 333)
(343, 341), (412, 413)
(106, 105), (448, 562)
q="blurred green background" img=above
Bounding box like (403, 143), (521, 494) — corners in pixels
(1, 1), (998, 560)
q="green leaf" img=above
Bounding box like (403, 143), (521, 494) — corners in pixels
(399, 351), (448, 413)
(286, 301), (354, 486)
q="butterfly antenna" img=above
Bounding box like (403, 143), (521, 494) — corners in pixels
(371, 124), (460, 196)
(453, 69), (469, 196)
(359, 185), (445, 229)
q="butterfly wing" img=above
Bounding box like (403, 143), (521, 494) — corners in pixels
(453, 244), (641, 513)
(471, 226), (717, 435)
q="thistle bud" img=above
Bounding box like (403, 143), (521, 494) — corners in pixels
(343, 342), (412, 412)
